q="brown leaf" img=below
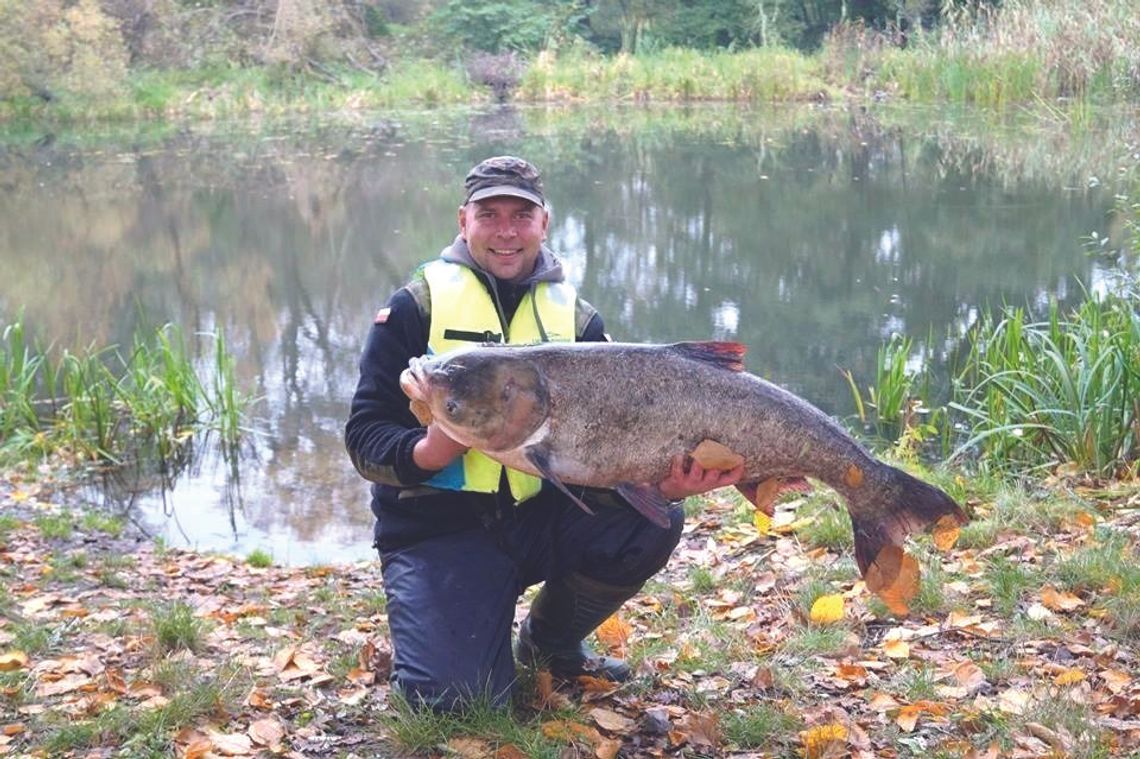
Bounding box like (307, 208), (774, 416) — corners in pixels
(247, 718), (285, 748)
(589, 707), (635, 735)
(533, 670), (570, 710)
(678, 711), (720, 749)
(494, 745), (530, 759)
(0, 725), (23, 737)
(864, 545), (920, 615)
(1040, 585), (1085, 612)
(448, 737), (494, 759)
(594, 613), (630, 657)
(0, 652), (28, 672)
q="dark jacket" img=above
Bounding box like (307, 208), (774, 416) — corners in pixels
(345, 237), (607, 550)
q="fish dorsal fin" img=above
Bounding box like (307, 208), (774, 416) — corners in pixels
(671, 341), (746, 372)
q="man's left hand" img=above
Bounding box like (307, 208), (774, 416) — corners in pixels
(657, 454), (744, 501)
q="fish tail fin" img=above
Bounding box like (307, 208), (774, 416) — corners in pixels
(848, 465), (968, 578)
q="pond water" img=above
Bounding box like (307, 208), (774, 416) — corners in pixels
(0, 103), (1134, 564)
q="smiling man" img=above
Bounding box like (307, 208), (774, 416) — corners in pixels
(344, 156), (740, 712)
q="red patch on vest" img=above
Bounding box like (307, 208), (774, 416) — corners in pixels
(374, 307), (391, 324)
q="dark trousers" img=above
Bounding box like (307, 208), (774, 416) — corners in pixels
(377, 487), (685, 710)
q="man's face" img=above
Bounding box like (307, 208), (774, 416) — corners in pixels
(459, 196), (549, 283)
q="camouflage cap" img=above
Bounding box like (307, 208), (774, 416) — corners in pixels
(463, 155), (545, 207)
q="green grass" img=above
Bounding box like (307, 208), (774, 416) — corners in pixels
(0, 316), (253, 477)
(34, 513), (74, 540)
(41, 665), (242, 756)
(150, 601), (210, 654)
(1053, 528), (1139, 594)
(721, 702), (802, 750)
(246, 548), (274, 568)
(381, 692), (570, 758)
(795, 498), (854, 553)
(985, 556), (1038, 617)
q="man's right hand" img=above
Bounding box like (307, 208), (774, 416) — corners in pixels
(412, 423), (470, 471)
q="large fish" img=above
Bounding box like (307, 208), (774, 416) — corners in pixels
(400, 341), (967, 595)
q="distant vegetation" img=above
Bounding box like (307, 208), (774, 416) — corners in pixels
(0, 0), (1137, 121)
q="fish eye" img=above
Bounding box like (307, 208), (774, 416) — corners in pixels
(445, 399), (460, 417)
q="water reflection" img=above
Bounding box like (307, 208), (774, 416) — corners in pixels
(0, 104), (1131, 564)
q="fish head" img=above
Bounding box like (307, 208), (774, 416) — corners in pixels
(400, 348), (550, 452)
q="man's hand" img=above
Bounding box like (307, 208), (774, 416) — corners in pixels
(412, 423), (470, 471)
(657, 453), (744, 501)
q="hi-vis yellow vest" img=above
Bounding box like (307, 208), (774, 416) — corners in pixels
(422, 260), (576, 503)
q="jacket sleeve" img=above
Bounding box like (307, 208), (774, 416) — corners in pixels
(344, 287), (439, 487)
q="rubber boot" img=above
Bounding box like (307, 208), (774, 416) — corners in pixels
(515, 571), (641, 682)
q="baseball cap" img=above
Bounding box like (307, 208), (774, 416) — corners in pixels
(463, 156), (545, 207)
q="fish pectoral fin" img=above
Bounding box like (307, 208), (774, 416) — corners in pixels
(614, 483), (673, 529)
(524, 446), (594, 517)
(736, 477), (813, 516)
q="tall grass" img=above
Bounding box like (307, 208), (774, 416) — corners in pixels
(949, 295), (1140, 476)
(0, 318), (251, 474)
(519, 47), (826, 102)
(828, 0), (1140, 105)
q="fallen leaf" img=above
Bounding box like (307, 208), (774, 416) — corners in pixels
(810, 594), (845, 625)
(753, 509), (772, 535)
(0, 652), (28, 672)
(247, 717), (285, 748)
(1054, 668), (1086, 686)
(595, 613), (630, 657)
(883, 639), (910, 659)
(448, 736), (494, 759)
(895, 700), (950, 732)
(589, 707), (635, 734)
(864, 545), (920, 615)
(494, 745), (529, 759)
(1040, 585), (1085, 612)
(678, 711), (720, 749)
(800, 722), (848, 758)
(204, 729), (253, 756)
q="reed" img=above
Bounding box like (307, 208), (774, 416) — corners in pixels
(0, 318), (252, 475)
(519, 47), (826, 103)
(948, 293), (1140, 476)
(833, 0), (1140, 105)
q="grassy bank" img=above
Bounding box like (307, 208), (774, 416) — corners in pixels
(1, 462), (1137, 756)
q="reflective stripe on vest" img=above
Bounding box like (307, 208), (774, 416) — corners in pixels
(421, 259), (576, 503)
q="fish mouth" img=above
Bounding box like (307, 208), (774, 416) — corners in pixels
(399, 356), (432, 403)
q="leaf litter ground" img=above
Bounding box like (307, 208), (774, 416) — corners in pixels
(1, 469), (1139, 758)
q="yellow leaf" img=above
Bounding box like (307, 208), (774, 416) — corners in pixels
(0, 652), (28, 672)
(883, 639), (910, 659)
(1053, 668), (1086, 686)
(809, 594), (845, 625)
(753, 509), (772, 535)
(799, 722), (848, 759)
